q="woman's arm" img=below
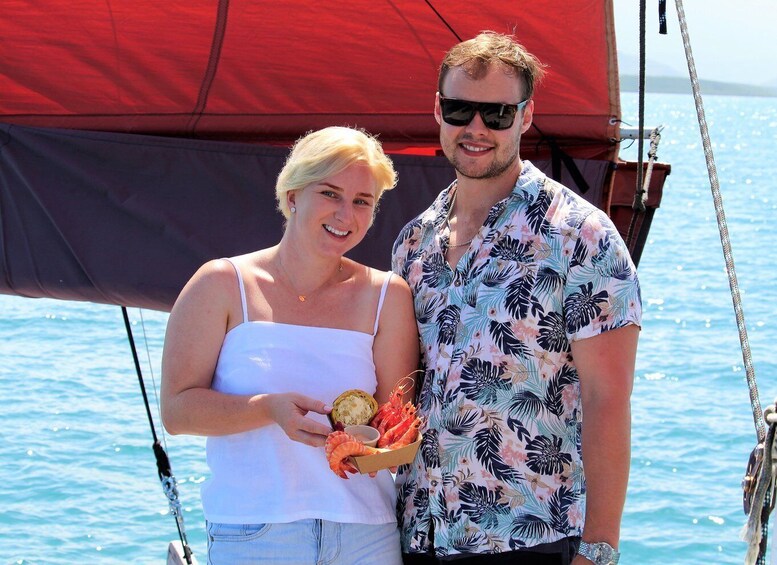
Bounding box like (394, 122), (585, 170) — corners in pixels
(372, 274), (420, 405)
(160, 259), (333, 447)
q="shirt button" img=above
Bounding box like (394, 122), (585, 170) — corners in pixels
(454, 279), (461, 287)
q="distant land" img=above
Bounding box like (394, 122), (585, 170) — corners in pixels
(620, 74), (777, 97)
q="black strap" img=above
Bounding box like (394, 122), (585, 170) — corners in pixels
(659, 0), (668, 35)
(532, 124), (590, 195)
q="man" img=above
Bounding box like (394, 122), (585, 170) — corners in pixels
(391, 31), (640, 565)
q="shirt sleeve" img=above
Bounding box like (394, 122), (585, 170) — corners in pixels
(564, 209), (642, 342)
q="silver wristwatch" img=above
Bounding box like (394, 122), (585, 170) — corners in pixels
(577, 541), (620, 565)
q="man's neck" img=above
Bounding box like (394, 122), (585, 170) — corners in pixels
(454, 159), (523, 214)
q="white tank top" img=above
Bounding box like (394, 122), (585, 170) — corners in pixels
(201, 258), (397, 525)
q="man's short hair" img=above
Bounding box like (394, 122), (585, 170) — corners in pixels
(438, 31), (546, 100)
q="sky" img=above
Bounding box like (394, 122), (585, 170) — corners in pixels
(613, 1), (777, 86)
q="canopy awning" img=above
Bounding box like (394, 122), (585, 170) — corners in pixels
(0, 1), (620, 159)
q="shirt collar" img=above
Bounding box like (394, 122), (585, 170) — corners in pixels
(421, 159), (544, 231)
(512, 160), (544, 203)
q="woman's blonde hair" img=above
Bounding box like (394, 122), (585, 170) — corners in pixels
(275, 126), (397, 221)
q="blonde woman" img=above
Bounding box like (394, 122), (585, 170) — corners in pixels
(162, 126), (419, 564)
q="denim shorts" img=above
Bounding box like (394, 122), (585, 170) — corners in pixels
(206, 519), (402, 564)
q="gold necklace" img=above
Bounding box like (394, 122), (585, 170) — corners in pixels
(445, 188), (476, 249)
(277, 255), (342, 302)
(448, 238), (474, 249)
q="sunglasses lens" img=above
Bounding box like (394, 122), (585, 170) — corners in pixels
(480, 103), (517, 130)
(440, 98), (519, 130)
(441, 99), (476, 126)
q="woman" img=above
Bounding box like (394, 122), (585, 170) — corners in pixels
(161, 126), (419, 564)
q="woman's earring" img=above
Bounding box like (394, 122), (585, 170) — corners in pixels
(290, 206), (297, 213)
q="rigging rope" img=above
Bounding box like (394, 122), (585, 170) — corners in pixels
(624, 125), (663, 253)
(423, 0), (462, 42)
(673, 1), (773, 562)
(121, 307), (195, 565)
(636, 0), (647, 209)
(625, 0), (649, 252)
(641, 126), (663, 203)
(138, 308), (171, 454)
(673, 0), (765, 443)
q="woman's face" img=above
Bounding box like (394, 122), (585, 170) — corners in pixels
(286, 164), (378, 256)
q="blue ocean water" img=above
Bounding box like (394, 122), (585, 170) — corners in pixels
(1, 92), (775, 564)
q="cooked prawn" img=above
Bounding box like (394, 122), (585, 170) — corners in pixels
(325, 431), (380, 479)
(387, 416), (422, 450)
(377, 405), (417, 447)
(370, 372), (417, 431)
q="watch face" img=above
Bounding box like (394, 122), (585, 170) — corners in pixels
(596, 547), (615, 564)
(581, 541), (619, 565)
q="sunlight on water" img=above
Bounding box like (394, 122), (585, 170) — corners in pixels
(619, 93), (777, 563)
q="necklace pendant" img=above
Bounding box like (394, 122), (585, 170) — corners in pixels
(298, 295), (306, 302)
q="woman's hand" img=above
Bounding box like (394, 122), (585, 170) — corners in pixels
(265, 392), (333, 448)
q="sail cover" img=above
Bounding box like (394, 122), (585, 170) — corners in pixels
(0, 1), (664, 311)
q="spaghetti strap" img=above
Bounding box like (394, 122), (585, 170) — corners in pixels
(223, 257), (249, 324)
(373, 272), (393, 336)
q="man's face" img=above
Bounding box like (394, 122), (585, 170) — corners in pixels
(435, 64), (533, 183)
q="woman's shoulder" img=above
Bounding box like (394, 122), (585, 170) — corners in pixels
(172, 259), (238, 308)
(190, 257), (239, 286)
(351, 264), (412, 305)
(201, 250), (274, 279)
(184, 251), (268, 295)
(346, 262), (399, 288)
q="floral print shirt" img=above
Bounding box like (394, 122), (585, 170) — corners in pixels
(391, 161), (641, 556)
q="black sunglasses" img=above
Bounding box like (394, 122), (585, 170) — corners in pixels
(439, 96), (529, 130)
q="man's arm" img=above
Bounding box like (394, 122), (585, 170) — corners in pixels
(570, 324), (639, 563)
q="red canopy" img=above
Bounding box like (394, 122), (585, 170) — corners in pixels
(1, 0), (619, 159)
(0, 1), (667, 311)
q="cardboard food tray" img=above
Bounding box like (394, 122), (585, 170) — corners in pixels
(350, 434), (422, 474)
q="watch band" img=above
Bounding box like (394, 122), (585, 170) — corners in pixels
(578, 540), (620, 565)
